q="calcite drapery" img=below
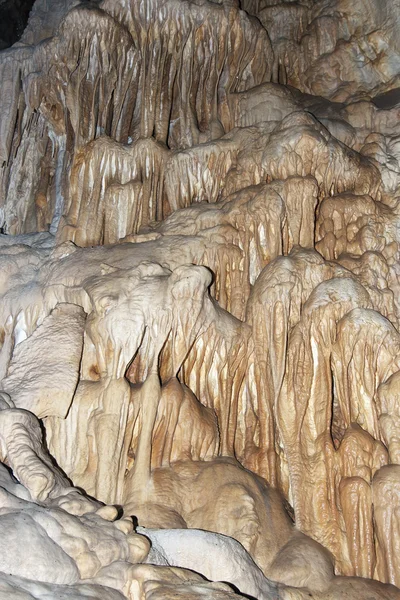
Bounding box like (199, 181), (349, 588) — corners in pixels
(1, 0), (400, 598)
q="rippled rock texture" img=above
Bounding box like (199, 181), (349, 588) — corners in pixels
(1, 0), (400, 599)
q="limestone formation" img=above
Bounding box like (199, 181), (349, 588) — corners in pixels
(1, 0), (400, 598)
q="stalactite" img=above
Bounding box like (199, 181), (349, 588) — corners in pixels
(1, 0), (400, 598)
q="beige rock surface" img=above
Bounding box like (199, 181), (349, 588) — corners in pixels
(2, 303), (85, 417)
(1, 0), (400, 598)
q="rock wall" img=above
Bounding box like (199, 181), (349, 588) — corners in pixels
(1, 0), (400, 599)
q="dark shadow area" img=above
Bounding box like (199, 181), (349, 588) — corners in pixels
(373, 87), (400, 110)
(0, 0), (36, 49)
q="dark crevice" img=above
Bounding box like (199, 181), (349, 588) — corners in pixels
(0, 0), (36, 49)
(373, 87), (400, 110)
